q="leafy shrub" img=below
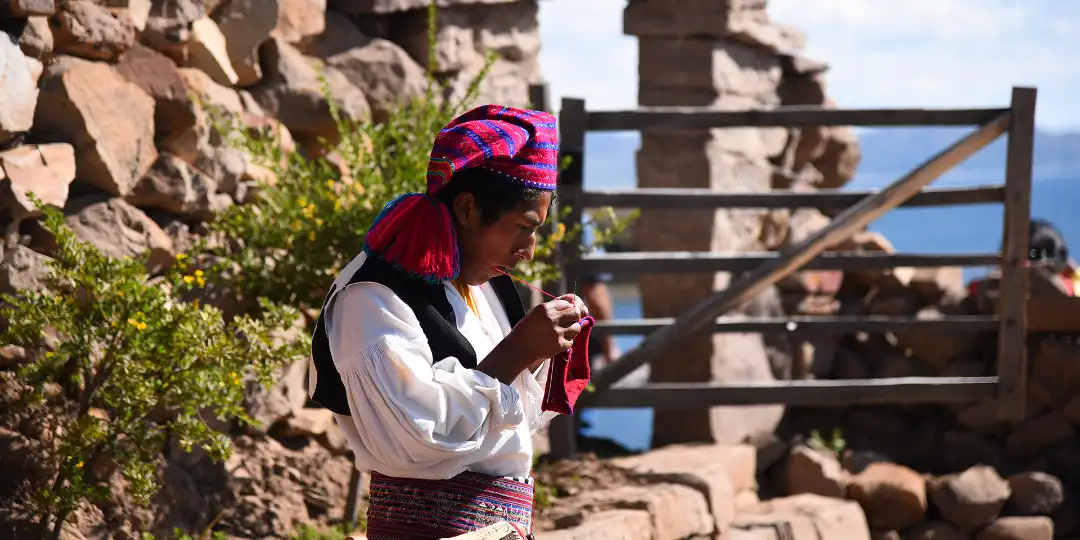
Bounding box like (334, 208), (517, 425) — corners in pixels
(202, 4), (632, 316)
(1, 198), (306, 539)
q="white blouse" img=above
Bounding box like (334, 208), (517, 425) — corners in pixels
(320, 252), (557, 480)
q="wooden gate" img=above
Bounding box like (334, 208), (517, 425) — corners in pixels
(541, 86), (1037, 459)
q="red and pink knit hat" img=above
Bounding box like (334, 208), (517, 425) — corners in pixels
(363, 105), (560, 282)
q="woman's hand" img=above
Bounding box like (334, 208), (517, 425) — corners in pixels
(477, 295), (587, 384)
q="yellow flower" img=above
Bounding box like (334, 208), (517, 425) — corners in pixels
(194, 269), (204, 277)
(550, 223), (567, 242)
(315, 218), (324, 227)
(196, 277), (206, 287)
(75, 461), (84, 469)
(327, 179), (335, 189)
(117, 291), (124, 297)
(127, 318), (138, 326)
(176, 253), (187, 261)
(136, 322), (147, 331)
(183, 276), (194, 284)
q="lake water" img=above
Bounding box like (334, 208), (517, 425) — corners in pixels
(577, 176), (1080, 453)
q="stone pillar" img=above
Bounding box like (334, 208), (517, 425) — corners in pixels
(624, 0), (802, 446)
(331, 0), (542, 109)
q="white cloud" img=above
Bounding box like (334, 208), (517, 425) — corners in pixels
(537, 0), (1080, 131)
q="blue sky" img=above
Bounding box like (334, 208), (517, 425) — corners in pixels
(538, 0), (1080, 133)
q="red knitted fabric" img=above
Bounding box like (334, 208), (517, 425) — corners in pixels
(542, 316), (595, 415)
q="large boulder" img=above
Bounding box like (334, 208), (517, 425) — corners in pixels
(303, 12), (428, 123)
(33, 57), (157, 197)
(52, 0), (137, 61)
(248, 37), (370, 150)
(0, 144), (77, 229)
(62, 195), (176, 274)
(0, 32), (39, 145)
(212, 0), (279, 85)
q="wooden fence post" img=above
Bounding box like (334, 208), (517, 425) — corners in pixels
(996, 86), (1037, 423)
(546, 97), (587, 461)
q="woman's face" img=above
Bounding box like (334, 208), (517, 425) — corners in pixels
(452, 191), (553, 285)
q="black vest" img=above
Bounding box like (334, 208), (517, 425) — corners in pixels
(309, 255), (527, 416)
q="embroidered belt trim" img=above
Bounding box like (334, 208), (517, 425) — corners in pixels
(365, 470), (534, 540)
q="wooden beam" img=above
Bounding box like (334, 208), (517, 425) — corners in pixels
(1025, 296), (1080, 334)
(594, 315), (1001, 336)
(576, 251), (1001, 274)
(996, 87), (1037, 423)
(586, 377), (999, 408)
(579, 185), (1006, 210)
(585, 106), (1007, 131)
(547, 97), (588, 460)
(586, 112), (1011, 393)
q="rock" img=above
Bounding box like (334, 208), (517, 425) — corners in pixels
(940, 430), (1002, 472)
(305, 12), (428, 123)
(846, 462), (926, 530)
(929, 465), (1010, 532)
(274, 0), (326, 45)
(444, 522), (525, 539)
(786, 444), (846, 498)
(894, 307), (977, 371)
(0, 33), (39, 145)
(244, 357), (309, 434)
(332, 0), (517, 14)
(814, 122), (861, 189)
(17, 16), (53, 59)
(731, 494), (871, 540)
(1, 0), (54, 16)
(611, 444), (754, 534)
(187, 17), (239, 86)
(560, 484), (713, 540)
(975, 517), (1052, 540)
(0, 244), (51, 295)
(60, 196), (176, 273)
(105, 0), (152, 32)
(318, 423), (350, 455)
(277, 408), (334, 437)
(140, 0), (205, 64)
(1005, 472), (1063, 516)
(622, 0), (806, 52)
(114, 44), (198, 148)
(1004, 413), (1074, 459)
(212, 0), (279, 86)
(535, 509), (652, 540)
(902, 522), (966, 540)
(34, 57), (157, 197)
(1030, 337), (1080, 404)
(955, 399), (1001, 431)
(0, 144), (77, 227)
(53, 0), (136, 61)
(125, 153), (229, 219)
(248, 37), (370, 149)
(910, 267), (966, 304)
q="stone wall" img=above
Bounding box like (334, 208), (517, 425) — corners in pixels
(623, 0), (861, 447)
(0, 1), (541, 537)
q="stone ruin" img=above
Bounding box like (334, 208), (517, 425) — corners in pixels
(0, 0), (541, 537)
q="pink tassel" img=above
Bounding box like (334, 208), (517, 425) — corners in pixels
(364, 193), (460, 282)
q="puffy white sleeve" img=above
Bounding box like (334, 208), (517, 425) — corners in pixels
(325, 282), (525, 477)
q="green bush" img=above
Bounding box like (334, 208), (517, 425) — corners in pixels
(202, 4), (632, 316)
(1, 198), (306, 539)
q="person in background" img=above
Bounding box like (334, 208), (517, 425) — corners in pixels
(579, 221), (620, 369)
(1027, 218), (1079, 295)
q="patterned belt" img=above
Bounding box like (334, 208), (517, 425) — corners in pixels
(365, 470), (535, 540)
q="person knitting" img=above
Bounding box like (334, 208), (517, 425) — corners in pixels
(308, 105), (595, 539)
